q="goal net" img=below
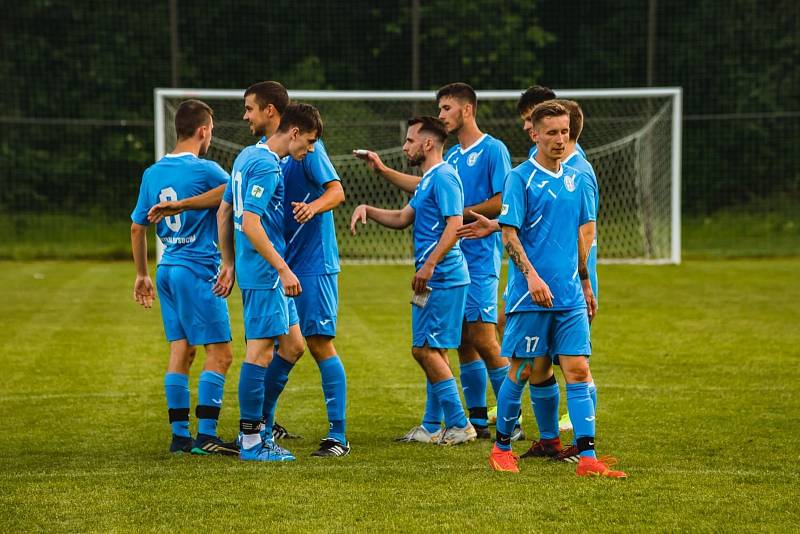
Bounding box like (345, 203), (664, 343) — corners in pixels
(155, 88), (681, 264)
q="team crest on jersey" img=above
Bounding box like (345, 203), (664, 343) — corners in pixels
(251, 185), (265, 198)
(421, 178), (430, 191)
(467, 149), (483, 167)
(564, 174), (576, 192)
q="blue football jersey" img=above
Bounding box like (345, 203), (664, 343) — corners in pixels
(131, 152), (228, 279)
(279, 139), (341, 276)
(407, 162), (470, 289)
(223, 141), (286, 290)
(444, 134), (511, 278)
(528, 142), (586, 159)
(499, 156), (593, 313)
(562, 150), (600, 296)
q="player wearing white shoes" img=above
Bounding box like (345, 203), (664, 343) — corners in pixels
(354, 83), (518, 441)
(351, 116), (476, 446)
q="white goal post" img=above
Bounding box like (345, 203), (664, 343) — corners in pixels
(154, 87), (682, 264)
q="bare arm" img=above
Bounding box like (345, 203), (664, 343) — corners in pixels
(292, 180), (345, 224)
(457, 210), (500, 239)
(213, 201), (235, 297)
(411, 215), (462, 294)
(464, 193), (502, 222)
(353, 150), (420, 194)
(350, 204), (415, 234)
(130, 223), (155, 308)
(578, 221), (597, 320)
(242, 211), (301, 296)
(501, 225), (553, 308)
(147, 184), (226, 223)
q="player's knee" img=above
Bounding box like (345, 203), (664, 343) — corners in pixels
(563, 365), (590, 384)
(279, 341), (305, 363)
(411, 347), (426, 363)
(307, 336), (336, 362)
(206, 344), (233, 372)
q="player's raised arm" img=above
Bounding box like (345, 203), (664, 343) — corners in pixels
(353, 149), (421, 194)
(293, 180), (345, 224)
(457, 210), (500, 239)
(147, 183), (226, 223)
(350, 203), (414, 234)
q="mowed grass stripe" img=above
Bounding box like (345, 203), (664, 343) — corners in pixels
(1, 260), (799, 532)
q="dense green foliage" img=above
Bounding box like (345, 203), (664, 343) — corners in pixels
(0, 0), (798, 256)
(1, 260), (798, 530)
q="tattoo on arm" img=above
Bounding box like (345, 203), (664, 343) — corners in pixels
(505, 241), (530, 275)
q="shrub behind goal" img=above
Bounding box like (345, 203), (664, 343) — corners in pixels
(155, 88), (682, 264)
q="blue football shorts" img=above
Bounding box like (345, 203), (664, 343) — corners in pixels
(500, 307), (591, 359)
(287, 295), (299, 327)
(294, 273), (338, 337)
(464, 274), (499, 324)
(241, 287), (290, 340)
(412, 284), (468, 349)
(156, 265), (231, 346)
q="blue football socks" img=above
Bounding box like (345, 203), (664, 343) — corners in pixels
(566, 381), (596, 458)
(530, 375), (560, 440)
(164, 372), (190, 438)
(239, 362), (267, 424)
(318, 355), (347, 443)
(197, 370), (225, 437)
(431, 378), (468, 429)
(421, 380), (443, 433)
(262, 352), (294, 429)
(460, 359), (488, 427)
(488, 364), (510, 399)
(495, 376), (525, 451)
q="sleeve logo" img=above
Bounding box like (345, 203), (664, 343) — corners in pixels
(251, 185), (264, 198)
(501, 203), (509, 215)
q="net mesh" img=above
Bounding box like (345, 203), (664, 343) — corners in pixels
(160, 91), (677, 263)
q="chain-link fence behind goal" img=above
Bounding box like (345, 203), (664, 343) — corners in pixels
(157, 89), (681, 264)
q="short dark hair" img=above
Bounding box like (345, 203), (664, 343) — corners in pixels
(407, 116), (448, 144)
(436, 82), (477, 111)
(244, 81), (289, 114)
(531, 101), (568, 126)
(517, 85), (557, 115)
(553, 99), (584, 141)
(175, 99), (213, 140)
(277, 102), (323, 137)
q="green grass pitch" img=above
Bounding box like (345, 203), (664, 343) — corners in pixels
(1, 260), (799, 531)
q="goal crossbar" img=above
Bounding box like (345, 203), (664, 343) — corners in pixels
(154, 87), (682, 265)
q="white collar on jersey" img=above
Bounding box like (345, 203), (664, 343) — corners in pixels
(164, 152), (196, 158)
(421, 161), (446, 179)
(458, 133), (488, 154)
(255, 140), (281, 161)
(528, 154), (563, 178)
